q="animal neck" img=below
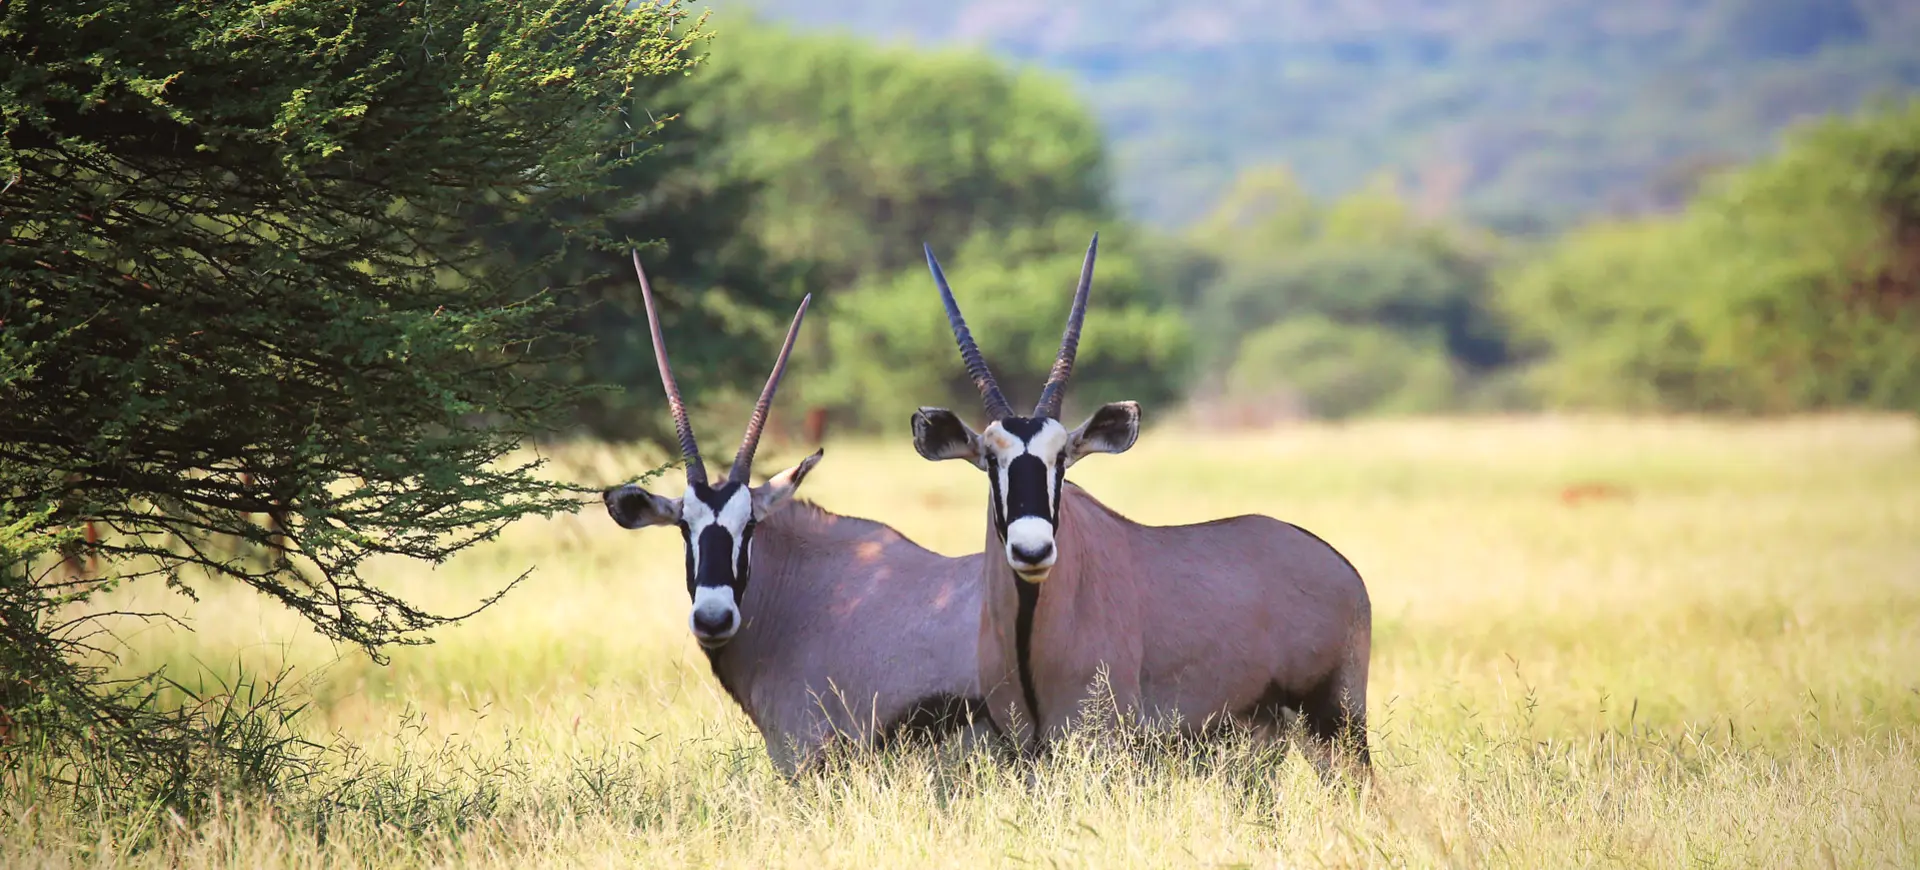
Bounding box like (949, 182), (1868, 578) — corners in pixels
(735, 499), (830, 615)
(990, 517), (1046, 741)
(982, 482), (1136, 738)
(701, 499), (924, 716)
(983, 484), (1067, 737)
(700, 500), (827, 709)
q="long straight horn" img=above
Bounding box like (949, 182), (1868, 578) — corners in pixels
(1033, 232), (1098, 420)
(632, 249), (707, 485)
(729, 294), (813, 484)
(925, 243), (1014, 420)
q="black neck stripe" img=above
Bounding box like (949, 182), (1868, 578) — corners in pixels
(1013, 566), (1042, 740)
(993, 416), (1055, 741)
(994, 516), (1044, 742)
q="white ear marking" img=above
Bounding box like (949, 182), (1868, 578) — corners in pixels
(1068, 401), (1141, 463)
(680, 493), (716, 575)
(752, 450), (823, 518)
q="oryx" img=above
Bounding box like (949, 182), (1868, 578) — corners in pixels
(602, 252), (991, 775)
(907, 236), (1372, 768)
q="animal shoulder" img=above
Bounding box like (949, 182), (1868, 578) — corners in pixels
(1061, 483), (1282, 533)
(762, 498), (937, 555)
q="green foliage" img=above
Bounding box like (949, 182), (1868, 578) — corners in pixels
(596, 18), (1184, 432)
(1228, 316), (1456, 419)
(728, 0), (1920, 228)
(1498, 221), (1750, 411)
(809, 221), (1191, 430)
(675, 22), (1110, 287)
(484, 72), (806, 445)
(1501, 97), (1920, 413)
(1168, 170), (1510, 418)
(0, 0), (700, 809)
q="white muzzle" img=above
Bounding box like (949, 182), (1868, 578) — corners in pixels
(689, 586), (740, 648)
(1005, 516), (1057, 583)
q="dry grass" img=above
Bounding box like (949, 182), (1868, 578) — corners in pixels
(5, 414), (1918, 868)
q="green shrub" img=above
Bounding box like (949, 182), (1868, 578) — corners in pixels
(1228, 316), (1457, 419)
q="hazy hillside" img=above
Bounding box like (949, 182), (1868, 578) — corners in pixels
(724, 0), (1920, 228)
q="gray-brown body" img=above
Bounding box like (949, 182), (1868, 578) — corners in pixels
(707, 498), (991, 775)
(977, 483), (1371, 757)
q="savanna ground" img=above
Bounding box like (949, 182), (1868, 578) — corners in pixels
(4, 416), (1918, 868)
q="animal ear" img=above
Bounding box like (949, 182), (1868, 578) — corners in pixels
(604, 484), (680, 529)
(910, 407), (982, 465)
(1067, 401), (1140, 465)
(752, 449), (824, 519)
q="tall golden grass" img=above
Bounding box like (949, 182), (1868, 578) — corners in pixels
(6, 415), (1917, 867)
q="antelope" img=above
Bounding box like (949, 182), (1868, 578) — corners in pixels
(907, 236), (1373, 769)
(601, 252), (992, 776)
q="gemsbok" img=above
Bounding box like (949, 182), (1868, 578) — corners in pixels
(602, 252), (991, 776)
(907, 236), (1373, 770)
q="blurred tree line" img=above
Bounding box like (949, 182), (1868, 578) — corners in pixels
(548, 20), (1191, 439)
(1163, 169), (1515, 421)
(537, 16), (1920, 435)
(1500, 98), (1920, 414)
(730, 0), (1920, 230)
(1160, 96), (1920, 420)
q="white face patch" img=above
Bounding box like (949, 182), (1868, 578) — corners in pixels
(980, 419), (1071, 515)
(679, 484), (753, 648)
(980, 419), (1071, 581)
(678, 485), (753, 578)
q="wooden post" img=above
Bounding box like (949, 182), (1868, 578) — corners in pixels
(803, 406), (828, 448)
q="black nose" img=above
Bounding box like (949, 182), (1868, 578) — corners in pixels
(1011, 541), (1053, 565)
(692, 608), (735, 635)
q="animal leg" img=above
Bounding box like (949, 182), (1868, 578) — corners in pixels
(946, 718), (1007, 764)
(764, 725), (833, 781)
(1300, 669), (1369, 778)
(1242, 683), (1300, 755)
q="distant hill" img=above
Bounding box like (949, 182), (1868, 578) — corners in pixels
(721, 0), (1920, 229)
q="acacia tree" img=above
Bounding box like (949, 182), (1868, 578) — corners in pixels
(0, 0), (704, 802)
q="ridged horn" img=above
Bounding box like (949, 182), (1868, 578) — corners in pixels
(1033, 233), (1098, 420)
(632, 249), (707, 485)
(729, 294), (813, 484)
(924, 243), (1015, 420)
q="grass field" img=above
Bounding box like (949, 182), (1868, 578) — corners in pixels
(6, 415), (1919, 868)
